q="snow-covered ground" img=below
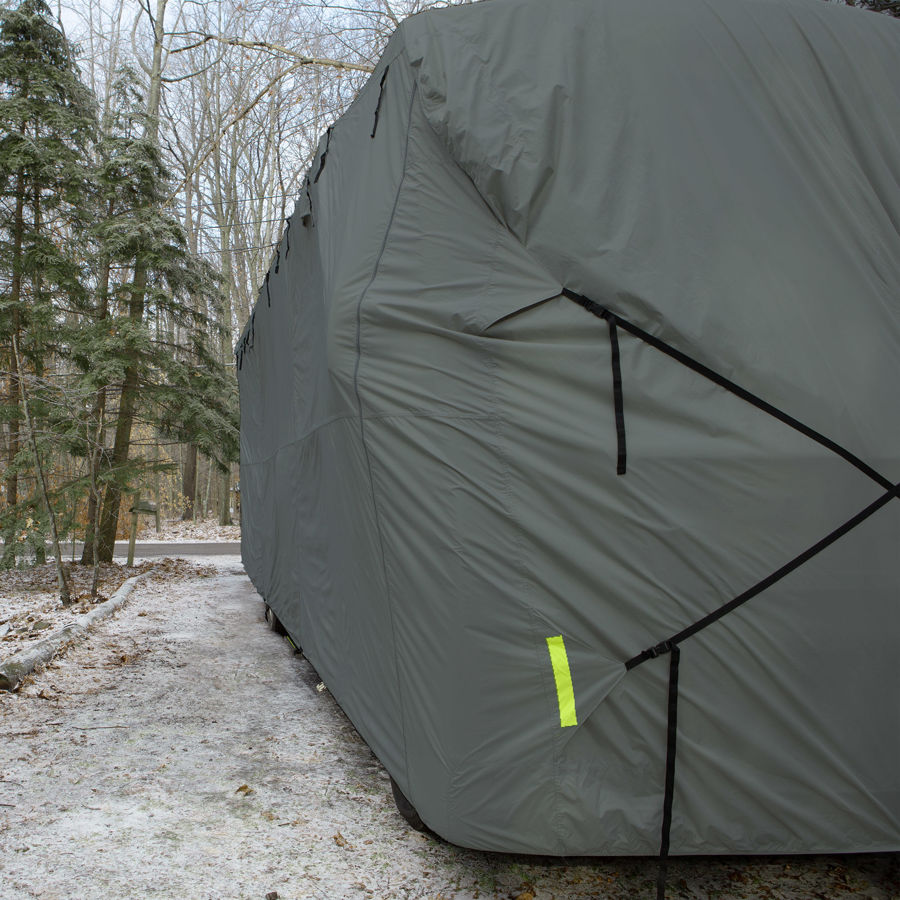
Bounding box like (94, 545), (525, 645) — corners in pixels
(136, 516), (241, 542)
(0, 560), (896, 900)
(0, 559), (215, 659)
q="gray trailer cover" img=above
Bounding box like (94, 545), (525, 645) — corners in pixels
(238, 0), (900, 856)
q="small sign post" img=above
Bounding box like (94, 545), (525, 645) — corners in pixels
(127, 496), (159, 567)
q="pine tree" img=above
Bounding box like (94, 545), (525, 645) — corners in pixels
(0, 0), (96, 596)
(77, 71), (238, 564)
(0, 3), (236, 586)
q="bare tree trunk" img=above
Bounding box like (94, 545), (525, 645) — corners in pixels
(80, 410), (104, 563)
(97, 266), (146, 561)
(2, 167), (25, 568)
(11, 332), (71, 605)
(204, 454), (213, 518)
(219, 466), (232, 526)
(97, 0), (169, 561)
(29, 185), (47, 569)
(179, 170), (199, 522)
(80, 249), (111, 565)
(2, 327), (21, 568)
(209, 74), (235, 530)
(89, 402), (106, 599)
(182, 443), (198, 519)
(195, 454), (203, 518)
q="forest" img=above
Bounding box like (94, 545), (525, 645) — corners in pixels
(0, 0), (477, 601)
(0, 0), (896, 604)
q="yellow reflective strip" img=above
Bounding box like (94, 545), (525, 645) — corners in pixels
(546, 635), (578, 728)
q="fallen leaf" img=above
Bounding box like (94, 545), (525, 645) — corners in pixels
(333, 831), (350, 848)
(235, 784), (253, 795)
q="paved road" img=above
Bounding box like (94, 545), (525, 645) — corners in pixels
(60, 541), (241, 558)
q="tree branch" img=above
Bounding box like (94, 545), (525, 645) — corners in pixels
(169, 31), (374, 73)
(168, 58), (330, 201)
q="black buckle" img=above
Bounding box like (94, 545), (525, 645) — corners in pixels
(647, 640), (675, 659)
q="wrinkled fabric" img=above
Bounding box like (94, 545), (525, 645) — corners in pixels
(238, 0), (900, 855)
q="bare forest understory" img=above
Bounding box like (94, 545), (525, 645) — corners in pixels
(0, 558), (897, 900)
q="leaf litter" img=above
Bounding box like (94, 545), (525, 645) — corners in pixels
(0, 558), (216, 660)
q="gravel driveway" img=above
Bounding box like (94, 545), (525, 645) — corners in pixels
(1, 559), (896, 900)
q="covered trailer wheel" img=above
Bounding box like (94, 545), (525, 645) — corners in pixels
(263, 603), (287, 636)
(389, 776), (427, 833)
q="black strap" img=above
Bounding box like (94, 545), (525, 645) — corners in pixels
(237, 307), (258, 372)
(265, 271), (271, 307)
(274, 246), (280, 274)
(564, 287), (897, 900)
(563, 289), (892, 491)
(303, 178), (313, 227)
(643, 486), (891, 898)
(371, 66), (389, 138)
(656, 644), (680, 900)
(562, 289), (627, 474)
(314, 127), (332, 183)
(628, 481), (899, 669)
(284, 219), (291, 256)
(607, 317), (627, 475)
(564, 285), (899, 661)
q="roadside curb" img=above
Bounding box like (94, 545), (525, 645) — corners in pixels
(0, 569), (155, 692)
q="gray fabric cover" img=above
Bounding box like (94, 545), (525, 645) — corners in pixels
(237, 0), (900, 855)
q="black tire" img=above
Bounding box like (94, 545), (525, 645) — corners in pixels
(264, 603), (287, 636)
(389, 776), (427, 832)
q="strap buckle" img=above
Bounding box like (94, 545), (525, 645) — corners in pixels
(647, 640), (675, 659)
